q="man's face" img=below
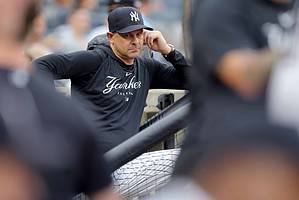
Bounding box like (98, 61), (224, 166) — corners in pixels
(108, 29), (144, 60)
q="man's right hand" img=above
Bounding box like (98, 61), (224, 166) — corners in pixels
(143, 30), (172, 55)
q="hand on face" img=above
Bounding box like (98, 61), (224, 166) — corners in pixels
(143, 30), (172, 55)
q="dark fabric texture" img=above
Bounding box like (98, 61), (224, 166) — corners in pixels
(0, 69), (111, 200)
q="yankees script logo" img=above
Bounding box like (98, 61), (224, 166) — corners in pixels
(103, 76), (142, 94)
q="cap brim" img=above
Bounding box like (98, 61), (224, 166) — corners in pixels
(117, 25), (153, 33)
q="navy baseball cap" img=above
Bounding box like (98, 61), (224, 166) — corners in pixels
(108, 7), (153, 33)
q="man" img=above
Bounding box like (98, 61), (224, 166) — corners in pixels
(0, 0), (118, 199)
(34, 6), (189, 152)
(174, 0), (295, 175)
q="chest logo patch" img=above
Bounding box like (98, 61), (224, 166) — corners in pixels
(103, 75), (142, 95)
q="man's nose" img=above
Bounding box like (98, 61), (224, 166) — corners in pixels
(131, 35), (138, 43)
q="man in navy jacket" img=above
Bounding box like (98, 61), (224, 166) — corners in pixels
(35, 7), (189, 152)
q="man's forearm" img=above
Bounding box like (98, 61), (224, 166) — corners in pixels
(33, 53), (70, 81)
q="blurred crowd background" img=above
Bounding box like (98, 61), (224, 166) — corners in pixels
(29, 0), (184, 57)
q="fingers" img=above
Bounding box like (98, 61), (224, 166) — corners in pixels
(143, 31), (159, 49)
(143, 30), (149, 45)
(143, 30), (152, 47)
(148, 35), (154, 48)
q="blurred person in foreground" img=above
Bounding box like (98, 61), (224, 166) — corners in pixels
(0, 138), (45, 200)
(174, 0), (296, 175)
(156, 125), (299, 200)
(34, 6), (189, 152)
(0, 0), (119, 199)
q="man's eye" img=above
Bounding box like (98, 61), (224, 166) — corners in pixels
(120, 33), (129, 38)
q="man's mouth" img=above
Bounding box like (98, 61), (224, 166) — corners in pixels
(129, 48), (139, 52)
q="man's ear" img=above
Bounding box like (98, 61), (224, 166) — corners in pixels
(107, 32), (114, 41)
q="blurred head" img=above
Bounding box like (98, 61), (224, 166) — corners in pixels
(74, 0), (98, 10)
(28, 13), (47, 42)
(56, 0), (72, 6)
(107, 7), (152, 61)
(139, 0), (155, 16)
(68, 8), (91, 35)
(192, 126), (299, 200)
(0, 0), (41, 42)
(107, 0), (137, 13)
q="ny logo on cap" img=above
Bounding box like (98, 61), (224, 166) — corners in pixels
(130, 11), (140, 22)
